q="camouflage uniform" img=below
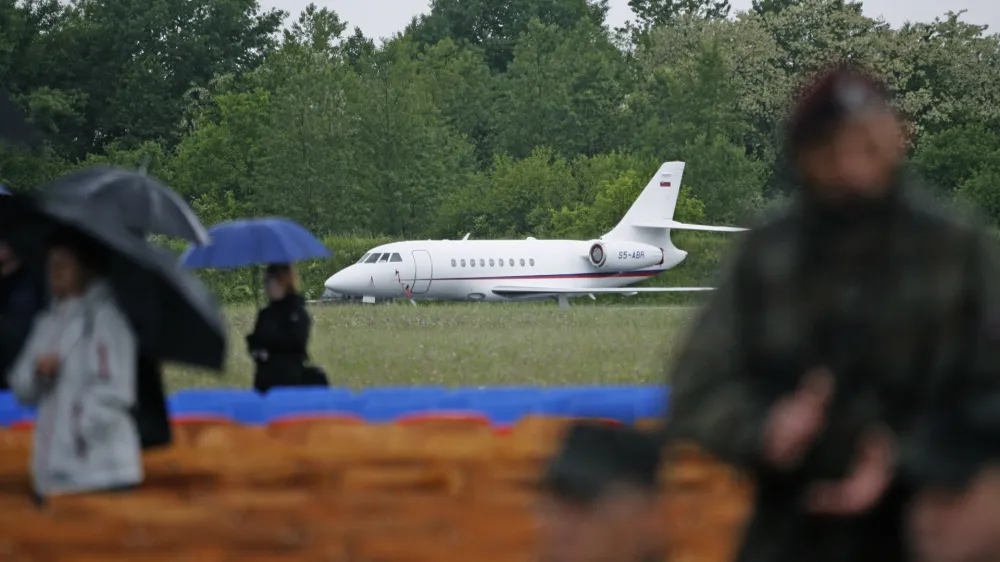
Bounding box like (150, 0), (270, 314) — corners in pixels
(665, 174), (1000, 562)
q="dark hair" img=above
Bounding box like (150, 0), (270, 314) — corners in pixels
(786, 63), (893, 159)
(48, 226), (110, 275)
(265, 263), (292, 277)
(265, 263), (299, 292)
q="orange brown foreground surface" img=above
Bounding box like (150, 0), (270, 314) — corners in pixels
(0, 418), (752, 561)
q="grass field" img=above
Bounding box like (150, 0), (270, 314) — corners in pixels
(164, 303), (700, 392)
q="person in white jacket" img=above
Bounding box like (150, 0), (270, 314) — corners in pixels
(8, 227), (142, 501)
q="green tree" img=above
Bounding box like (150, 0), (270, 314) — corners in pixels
(627, 24), (769, 222)
(751, 0), (800, 15)
(0, 0), (85, 173)
(493, 20), (628, 159)
(755, 0), (884, 75)
(412, 39), (496, 165)
(956, 167), (1000, 225)
(627, 0), (731, 28)
(167, 88), (272, 202)
(634, 13), (789, 196)
(547, 168), (706, 239)
(30, 0), (285, 159)
(675, 135), (766, 223)
(436, 148), (575, 238)
(889, 12), (1000, 137)
(349, 43), (477, 236)
(407, 0), (609, 71)
(911, 125), (1000, 192)
(282, 2), (346, 54)
(342, 27), (376, 71)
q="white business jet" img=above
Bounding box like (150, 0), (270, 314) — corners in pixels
(324, 162), (747, 307)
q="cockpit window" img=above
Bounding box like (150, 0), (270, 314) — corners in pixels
(357, 253), (369, 264)
(378, 253), (390, 263)
(390, 253), (403, 262)
(365, 253), (381, 264)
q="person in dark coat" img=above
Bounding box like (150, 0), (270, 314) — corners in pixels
(903, 399), (1000, 562)
(663, 63), (1000, 562)
(247, 263), (312, 393)
(0, 224), (46, 389)
(536, 421), (664, 562)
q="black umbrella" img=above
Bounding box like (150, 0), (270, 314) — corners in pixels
(41, 166), (211, 244)
(0, 90), (43, 147)
(8, 193), (226, 370)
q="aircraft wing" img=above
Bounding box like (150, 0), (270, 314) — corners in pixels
(492, 286), (714, 297)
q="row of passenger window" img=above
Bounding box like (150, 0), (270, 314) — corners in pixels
(355, 252), (536, 268)
(451, 257), (535, 268)
(356, 252), (403, 264)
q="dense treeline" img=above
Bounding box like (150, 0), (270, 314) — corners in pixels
(1, 0), (999, 299)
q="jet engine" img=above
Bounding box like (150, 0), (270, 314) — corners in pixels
(586, 241), (663, 270)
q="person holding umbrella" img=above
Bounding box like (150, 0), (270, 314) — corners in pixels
(9, 226), (142, 500)
(246, 263), (321, 392)
(3, 175), (225, 502)
(181, 217), (332, 393)
(39, 165), (215, 450)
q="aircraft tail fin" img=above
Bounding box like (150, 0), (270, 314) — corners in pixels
(603, 162), (684, 244)
(602, 161), (746, 247)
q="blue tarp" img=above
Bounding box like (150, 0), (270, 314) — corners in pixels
(0, 386), (670, 427)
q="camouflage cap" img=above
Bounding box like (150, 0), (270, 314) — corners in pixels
(786, 63), (893, 159)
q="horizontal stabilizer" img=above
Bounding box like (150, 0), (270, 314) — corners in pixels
(632, 220), (747, 232)
(492, 286), (714, 297)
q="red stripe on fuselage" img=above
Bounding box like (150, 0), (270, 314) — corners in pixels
(432, 269), (666, 282)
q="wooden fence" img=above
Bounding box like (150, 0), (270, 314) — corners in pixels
(0, 418), (752, 561)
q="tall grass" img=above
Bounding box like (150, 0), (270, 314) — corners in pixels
(164, 303), (698, 392)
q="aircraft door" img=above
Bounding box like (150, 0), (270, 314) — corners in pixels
(411, 250), (433, 294)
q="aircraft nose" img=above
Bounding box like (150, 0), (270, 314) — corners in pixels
(324, 267), (358, 294)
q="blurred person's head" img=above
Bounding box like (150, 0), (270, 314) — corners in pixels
(787, 64), (907, 211)
(264, 263), (298, 301)
(905, 403), (1000, 562)
(536, 422), (663, 562)
(47, 227), (109, 300)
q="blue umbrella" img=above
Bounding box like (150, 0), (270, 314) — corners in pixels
(179, 217), (331, 269)
(0, 185), (9, 195)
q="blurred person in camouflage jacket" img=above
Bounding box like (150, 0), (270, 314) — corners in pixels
(663, 63), (1000, 562)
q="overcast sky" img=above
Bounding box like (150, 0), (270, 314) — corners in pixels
(260, 0), (999, 42)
